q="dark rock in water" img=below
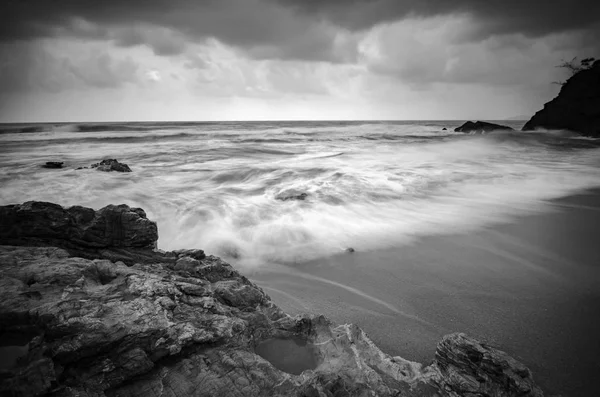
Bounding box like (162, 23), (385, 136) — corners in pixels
(523, 61), (600, 137)
(275, 191), (308, 201)
(454, 121), (513, 133)
(345, 247), (355, 253)
(91, 159), (132, 172)
(0, 201), (545, 397)
(41, 161), (64, 169)
(442, 127), (447, 131)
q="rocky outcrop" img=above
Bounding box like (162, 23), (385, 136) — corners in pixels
(523, 61), (600, 137)
(42, 162), (64, 169)
(0, 202), (164, 265)
(454, 121), (513, 133)
(432, 333), (543, 397)
(0, 201), (544, 397)
(91, 159), (132, 172)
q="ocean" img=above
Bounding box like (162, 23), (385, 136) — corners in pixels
(2, 120), (600, 395)
(1, 120), (599, 265)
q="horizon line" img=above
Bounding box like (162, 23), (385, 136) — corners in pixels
(0, 118), (530, 124)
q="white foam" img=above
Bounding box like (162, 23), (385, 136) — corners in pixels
(1, 123), (600, 267)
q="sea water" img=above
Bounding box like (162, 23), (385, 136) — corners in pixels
(1, 120), (599, 266)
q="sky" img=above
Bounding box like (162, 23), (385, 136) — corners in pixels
(0, 0), (598, 122)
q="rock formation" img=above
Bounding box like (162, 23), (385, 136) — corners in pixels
(0, 201), (544, 397)
(91, 159), (132, 172)
(454, 121), (513, 133)
(42, 162), (64, 169)
(523, 61), (600, 137)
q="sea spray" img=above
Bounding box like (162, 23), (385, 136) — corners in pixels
(1, 121), (600, 266)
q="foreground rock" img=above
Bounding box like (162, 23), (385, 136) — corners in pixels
(0, 201), (544, 396)
(454, 121), (513, 133)
(523, 61), (600, 137)
(90, 159), (132, 172)
(0, 202), (162, 265)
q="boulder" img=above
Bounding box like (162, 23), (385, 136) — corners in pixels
(454, 121), (513, 133)
(0, 201), (545, 397)
(91, 159), (132, 172)
(42, 162), (64, 169)
(523, 61), (600, 137)
(432, 333), (543, 397)
(0, 201), (163, 265)
(0, 201), (157, 249)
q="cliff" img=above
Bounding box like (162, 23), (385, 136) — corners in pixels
(523, 61), (600, 137)
(0, 201), (544, 396)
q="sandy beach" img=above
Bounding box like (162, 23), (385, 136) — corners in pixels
(247, 189), (600, 396)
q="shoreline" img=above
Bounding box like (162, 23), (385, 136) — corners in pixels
(247, 188), (600, 396)
(0, 200), (545, 396)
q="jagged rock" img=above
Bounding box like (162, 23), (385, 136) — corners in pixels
(432, 333), (543, 397)
(0, 201), (157, 249)
(42, 162), (64, 169)
(172, 248), (206, 260)
(454, 121), (513, 133)
(0, 201), (164, 265)
(0, 202), (544, 397)
(523, 61), (600, 137)
(90, 159), (132, 173)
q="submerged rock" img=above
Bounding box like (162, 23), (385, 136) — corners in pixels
(275, 190), (308, 201)
(523, 61), (600, 137)
(0, 201), (544, 396)
(41, 161), (64, 169)
(91, 159), (132, 172)
(454, 121), (513, 133)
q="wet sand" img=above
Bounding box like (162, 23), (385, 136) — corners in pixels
(245, 189), (600, 396)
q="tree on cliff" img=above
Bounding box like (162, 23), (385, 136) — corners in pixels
(523, 55), (600, 136)
(554, 56), (597, 85)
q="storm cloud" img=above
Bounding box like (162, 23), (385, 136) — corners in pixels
(278, 0), (600, 38)
(2, 0), (598, 60)
(0, 0), (598, 121)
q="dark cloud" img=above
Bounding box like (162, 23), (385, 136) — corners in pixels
(0, 0), (597, 63)
(277, 0), (600, 39)
(0, 0), (349, 61)
(0, 0), (600, 61)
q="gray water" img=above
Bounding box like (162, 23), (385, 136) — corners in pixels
(1, 120), (599, 267)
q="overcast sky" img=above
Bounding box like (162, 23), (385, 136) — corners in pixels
(1, 0), (598, 122)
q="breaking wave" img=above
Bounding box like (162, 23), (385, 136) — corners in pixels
(1, 120), (599, 266)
